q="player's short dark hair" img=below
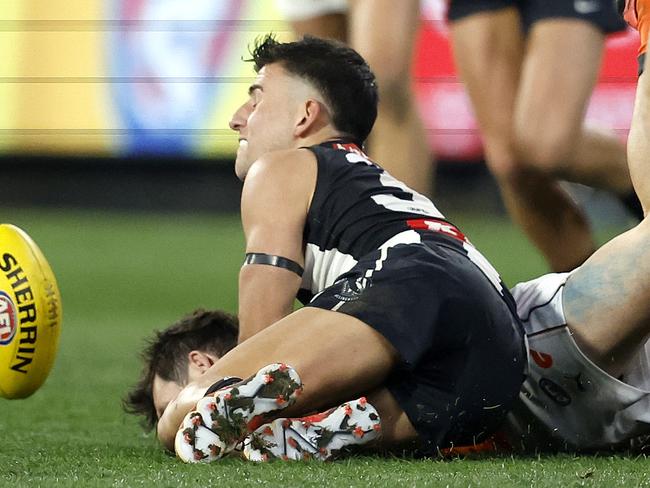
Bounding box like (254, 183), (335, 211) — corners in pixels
(249, 34), (378, 145)
(123, 309), (238, 430)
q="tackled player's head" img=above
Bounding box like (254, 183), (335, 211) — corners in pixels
(230, 34), (378, 179)
(123, 309), (238, 430)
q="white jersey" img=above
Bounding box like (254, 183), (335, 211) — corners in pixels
(503, 273), (650, 451)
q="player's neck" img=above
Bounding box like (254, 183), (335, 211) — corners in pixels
(296, 126), (345, 150)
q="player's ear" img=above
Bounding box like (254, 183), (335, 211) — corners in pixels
(187, 351), (216, 373)
(294, 99), (326, 137)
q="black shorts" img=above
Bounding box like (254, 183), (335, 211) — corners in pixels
(307, 233), (526, 454)
(448, 0), (626, 34)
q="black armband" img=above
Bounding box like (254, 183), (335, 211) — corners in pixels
(243, 252), (304, 277)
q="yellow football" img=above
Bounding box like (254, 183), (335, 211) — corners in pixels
(0, 224), (62, 399)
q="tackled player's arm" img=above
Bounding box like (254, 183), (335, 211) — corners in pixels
(237, 149), (316, 342)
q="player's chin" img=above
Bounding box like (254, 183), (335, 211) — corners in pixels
(234, 163), (246, 181)
(234, 155), (252, 181)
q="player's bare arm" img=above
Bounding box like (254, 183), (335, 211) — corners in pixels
(238, 149), (317, 342)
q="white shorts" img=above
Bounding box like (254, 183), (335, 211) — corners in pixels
(503, 272), (650, 451)
(275, 0), (348, 21)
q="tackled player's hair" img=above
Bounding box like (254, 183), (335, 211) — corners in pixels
(123, 309), (238, 430)
(249, 34), (378, 146)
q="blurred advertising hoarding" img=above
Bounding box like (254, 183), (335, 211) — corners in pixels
(0, 0), (292, 157)
(0, 0), (640, 160)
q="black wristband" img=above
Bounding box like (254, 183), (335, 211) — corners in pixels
(204, 376), (242, 396)
(243, 252), (304, 277)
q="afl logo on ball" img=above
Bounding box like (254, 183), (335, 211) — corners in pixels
(0, 291), (17, 345)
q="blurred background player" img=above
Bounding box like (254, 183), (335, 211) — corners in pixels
(275, 0), (434, 196)
(447, 0), (640, 272)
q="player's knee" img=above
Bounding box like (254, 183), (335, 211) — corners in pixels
(514, 128), (573, 175)
(482, 141), (526, 183)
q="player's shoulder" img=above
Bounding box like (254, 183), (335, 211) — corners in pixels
(246, 148), (317, 188)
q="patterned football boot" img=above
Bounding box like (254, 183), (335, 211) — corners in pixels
(243, 397), (381, 462)
(175, 363), (302, 463)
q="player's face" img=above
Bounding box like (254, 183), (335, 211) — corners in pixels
(152, 356), (212, 420)
(229, 63), (305, 180)
(152, 375), (183, 420)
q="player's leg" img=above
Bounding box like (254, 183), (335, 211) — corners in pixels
(284, 14), (348, 42)
(158, 306), (400, 451)
(562, 3), (650, 377)
(198, 307), (399, 414)
(562, 217), (650, 378)
(348, 0), (434, 196)
(274, 0), (348, 41)
(365, 387), (418, 449)
(627, 1), (650, 213)
(450, 7), (595, 271)
(514, 20), (631, 194)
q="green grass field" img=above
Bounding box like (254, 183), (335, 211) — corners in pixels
(2, 207), (648, 487)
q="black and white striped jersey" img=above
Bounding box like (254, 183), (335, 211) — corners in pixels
(299, 139), (447, 301)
